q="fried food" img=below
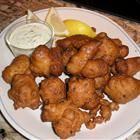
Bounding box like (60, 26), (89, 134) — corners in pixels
(85, 119), (96, 129)
(100, 105), (112, 122)
(89, 104), (101, 118)
(56, 34), (93, 49)
(41, 100), (70, 122)
(68, 77), (95, 107)
(109, 102), (119, 111)
(52, 108), (86, 139)
(62, 47), (77, 66)
(81, 92), (100, 110)
(118, 45), (129, 58)
(41, 100), (89, 139)
(2, 55), (31, 83)
(111, 57), (140, 76)
(99, 99), (119, 121)
(105, 75), (140, 104)
(94, 73), (111, 89)
(112, 38), (122, 46)
(112, 38), (129, 58)
(8, 74), (40, 109)
(94, 116), (104, 124)
(30, 45), (64, 77)
(39, 77), (66, 104)
(67, 40), (101, 75)
(86, 99), (119, 126)
(94, 32), (129, 65)
(30, 45), (51, 77)
(81, 59), (109, 78)
(3, 30), (140, 139)
(49, 46), (64, 76)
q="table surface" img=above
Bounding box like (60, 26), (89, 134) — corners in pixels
(0, 0), (140, 140)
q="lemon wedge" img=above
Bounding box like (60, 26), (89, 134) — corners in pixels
(45, 7), (69, 36)
(26, 9), (40, 22)
(64, 19), (96, 38)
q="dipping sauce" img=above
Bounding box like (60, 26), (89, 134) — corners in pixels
(5, 20), (54, 56)
(9, 22), (52, 49)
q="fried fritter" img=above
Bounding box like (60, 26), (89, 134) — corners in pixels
(86, 99), (119, 128)
(30, 45), (64, 77)
(111, 57), (140, 76)
(98, 105), (112, 122)
(49, 46), (64, 76)
(41, 100), (70, 122)
(118, 45), (129, 58)
(94, 73), (111, 89)
(82, 92), (100, 110)
(112, 38), (129, 58)
(68, 77), (95, 107)
(30, 45), (51, 77)
(89, 99), (113, 122)
(112, 38), (122, 46)
(8, 74), (40, 109)
(67, 40), (101, 75)
(52, 108), (87, 139)
(94, 32), (129, 65)
(56, 34), (93, 49)
(39, 77), (66, 104)
(81, 59), (109, 78)
(105, 75), (140, 104)
(2, 55), (31, 83)
(62, 47), (77, 66)
(41, 100), (89, 139)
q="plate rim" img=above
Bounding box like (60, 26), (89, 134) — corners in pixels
(0, 7), (140, 140)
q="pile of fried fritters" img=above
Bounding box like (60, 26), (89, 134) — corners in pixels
(2, 32), (140, 139)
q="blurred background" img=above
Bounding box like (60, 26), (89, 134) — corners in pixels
(65, 0), (140, 23)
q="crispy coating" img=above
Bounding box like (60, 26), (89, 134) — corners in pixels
(68, 77), (95, 107)
(112, 38), (122, 46)
(39, 77), (66, 104)
(8, 74), (40, 109)
(49, 47), (64, 76)
(41, 100), (71, 122)
(41, 100), (89, 139)
(30, 45), (51, 77)
(81, 92), (100, 110)
(81, 59), (109, 78)
(95, 32), (129, 65)
(2, 55), (30, 83)
(52, 108), (86, 139)
(87, 98), (119, 125)
(109, 102), (119, 111)
(30, 45), (64, 77)
(99, 98), (110, 106)
(94, 116), (104, 124)
(119, 45), (129, 58)
(99, 99), (119, 121)
(56, 34), (93, 49)
(86, 99), (118, 126)
(105, 75), (140, 104)
(62, 47), (77, 66)
(112, 39), (129, 57)
(89, 104), (101, 118)
(94, 73), (111, 89)
(85, 119), (96, 129)
(67, 40), (101, 75)
(100, 105), (112, 121)
(111, 57), (140, 76)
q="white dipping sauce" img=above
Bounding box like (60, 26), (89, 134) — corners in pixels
(9, 22), (52, 49)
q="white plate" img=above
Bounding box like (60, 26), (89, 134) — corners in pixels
(0, 7), (140, 140)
